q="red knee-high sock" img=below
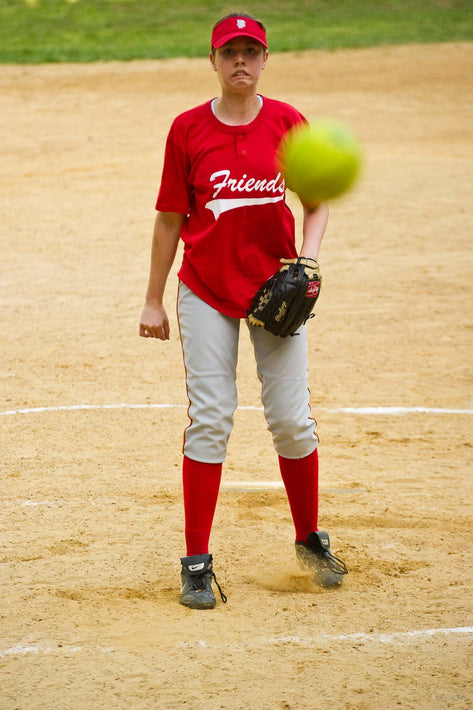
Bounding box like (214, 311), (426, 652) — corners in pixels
(182, 455), (223, 556)
(278, 449), (319, 542)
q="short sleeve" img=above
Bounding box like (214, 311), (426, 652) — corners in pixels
(155, 121), (192, 215)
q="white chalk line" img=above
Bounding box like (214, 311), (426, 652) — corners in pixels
(1, 484), (365, 508)
(3, 627), (471, 658)
(220, 481), (366, 493)
(1, 403), (472, 417)
(178, 626), (473, 650)
(335, 406), (473, 415)
(0, 497), (116, 508)
(0, 643), (114, 659)
(0, 403), (186, 416)
(0, 643), (83, 658)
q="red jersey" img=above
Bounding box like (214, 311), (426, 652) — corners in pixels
(156, 97), (306, 318)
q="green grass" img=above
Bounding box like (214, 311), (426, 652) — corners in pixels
(1, 0), (472, 63)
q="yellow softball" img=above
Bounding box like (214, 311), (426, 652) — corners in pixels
(278, 119), (363, 203)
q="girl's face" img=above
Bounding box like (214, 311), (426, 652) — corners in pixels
(210, 37), (268, 94)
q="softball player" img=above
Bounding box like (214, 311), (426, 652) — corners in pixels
(140, 13), (348, 609)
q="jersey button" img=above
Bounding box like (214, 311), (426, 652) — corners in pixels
(241, 149), (247, 155)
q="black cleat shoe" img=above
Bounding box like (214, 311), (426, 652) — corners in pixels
(180, 553), (227, 610)
(295, 531), (348, 588)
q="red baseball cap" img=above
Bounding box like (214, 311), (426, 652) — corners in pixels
(211, 17), (268, 49)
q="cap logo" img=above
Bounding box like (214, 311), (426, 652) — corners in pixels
(211, 17), (267, 49)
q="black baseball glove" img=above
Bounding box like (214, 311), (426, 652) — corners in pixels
(247, 257), (322, 337)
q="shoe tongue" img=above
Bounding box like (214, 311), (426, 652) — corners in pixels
(182, 553), (212, 573)
(308, 531), (330, 551)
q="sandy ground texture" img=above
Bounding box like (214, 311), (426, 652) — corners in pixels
(1, 43), (473, 709)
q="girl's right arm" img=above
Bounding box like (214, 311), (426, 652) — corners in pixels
(139, 211), (185, 341)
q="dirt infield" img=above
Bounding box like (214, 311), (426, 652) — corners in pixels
(1, 43), (473, 709)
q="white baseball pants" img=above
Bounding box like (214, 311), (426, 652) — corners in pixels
(177, 282), (318, 463)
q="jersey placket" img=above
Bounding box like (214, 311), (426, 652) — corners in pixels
(236, 132), (248, 160)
